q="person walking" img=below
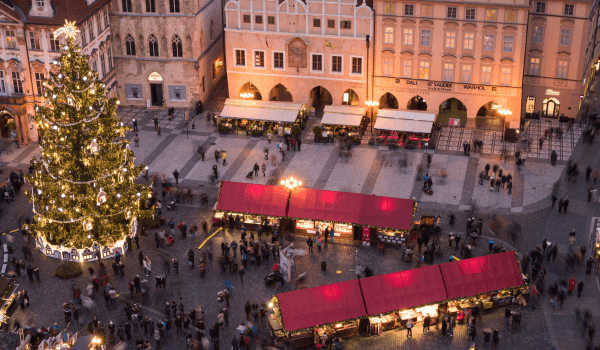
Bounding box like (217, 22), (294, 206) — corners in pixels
(133, 119), (138, 132)
(154, 115), (159, 129)
(558, 197), (564, 214)
(222, 152), (227, 166)
(134, 134), (139, 147)
(253, 163), (259, 177)
(587, 165), (593, 182)
(157, 124), (161, 137)
(551, 193), (557, 208)
(504, 307), (511, 326)
(492, 329), (499, 347)
(578, 280), (585, 297)
(173, 169), (180, 185)
(406, 319), (413, 338)
(568, 277), (576, 295)
(564, 197), (570, 213)
(307, 237), (313, 253)
(297, 137), (302, 151)
(261, 162), (266, 177)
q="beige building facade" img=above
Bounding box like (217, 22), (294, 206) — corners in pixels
(110, 0), (225, 108)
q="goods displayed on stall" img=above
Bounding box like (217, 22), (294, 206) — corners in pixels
(374, 110), (435, 148)
(319, 105), (368, 143)
(218, 99), (308, 136)
(268, 252), (525, 347)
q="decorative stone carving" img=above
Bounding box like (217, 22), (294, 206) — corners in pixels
(287, 37), (307, 68)
(138, 34), (144, 52)
(161, 36), (167, 53)
(114, 34), (121, 56)
(16, 36), (25, 45)
(186, 35), (192, 52)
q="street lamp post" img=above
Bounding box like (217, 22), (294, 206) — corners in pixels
(280, 176), (302, 191)
(365, 100), (379, 133)
(240, 92), (254, 99)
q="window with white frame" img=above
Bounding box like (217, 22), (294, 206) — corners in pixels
(35, 73), (44, 96)
(505, 10), (516, 22)
(535, 1), (546, 13)
(81, 25), (87, 46)
(254, 50), (265, 68)
(461, 64), (472, 83)
(235, 49), (245, 66)
(331, 55), (342, 73)
(420, 29), (431, 46)
(403, 28), (413, 45)
(485, 9), (497, 21)
(503, 36), (514, 52)
(11, 71), (22, 94)
(29, 31), (40, 50)
(481, 66), (492, 84)
(273, 52), (284, 69)
(172, 35), (183, 57)
(352, 57), (362, 74)
(108, 48), (113, 70)
(533, 26), (544, 43)
(557, 60), (568, 78)
(447, 7), (457, 18)
(312, 54), (323, 71)
(5, 31), (16, 49)
(100, 54), (106, 77)
(402, 60), (412, 78)
(419, 61), (429, 79)
(421, 5), (432, 17)
(404, 4), (414, 16)
(0, 71), (7, 95)
(529, 57), (540, 75)
(443, 63), (454, 82)
(383, 58), (393, 76)
(564, 4), (574, 16)
(463, 32), (474, 50)
(384, 3), (395, 15)
(149, 35), (159, 57)
(483, 34), (494, 51)
(384, 27), (394, 44)
(465, 8), (476, 20)
(103, 8), (109, 28)
(500, 67), (511, 86)
(445, 31), (456, 48)
(97, 14), (102, 32)
(88, 21), (94, 40)
(560, 29), (571, 46)
(49, 36), (60, 51)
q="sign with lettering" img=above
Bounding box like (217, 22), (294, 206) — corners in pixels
(463, 84), (486, 91)
(427, 81), (453, 92)
(545, 89), (560, 96)
(148, 72), (163, 81)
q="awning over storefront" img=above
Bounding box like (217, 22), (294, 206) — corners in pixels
(321, 105), (366, 126)
(278, 279), (367, 331)
(377, 109), (436, 122)
(359, 265), (447, 315)
(440, 251), (524, 300)
(374, 118), (433, 133)
(221, 99), (306, 123)
(288, 188), (363, 224)
(216, 181), (289, 217)
(358, 195), (414, 230)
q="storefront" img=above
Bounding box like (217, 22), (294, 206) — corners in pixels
(218, 99), (308, 137)
(374, 110), (435, 149)
(319, 105), (368, 143)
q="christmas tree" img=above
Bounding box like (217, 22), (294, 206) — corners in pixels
(24, 21), (153, 249)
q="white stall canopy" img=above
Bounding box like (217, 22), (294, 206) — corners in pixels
(377, 109), (436, 122)
(221, 99), (307, 123)
(320, 105), (367, 126)
(375, 109), (435, 133)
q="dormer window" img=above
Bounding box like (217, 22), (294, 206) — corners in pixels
(36, 0), (44, 8)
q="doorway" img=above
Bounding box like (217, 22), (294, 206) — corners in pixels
(0, 112), (14, 138)
(150, 84), (163, 106)
(542, 98), (559, 118)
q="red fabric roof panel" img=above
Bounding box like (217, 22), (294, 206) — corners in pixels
(440, 252), (524, 300)
(359, 264), (447, 315)
(288, 188), (363, 223)
(216, 181), (289, 217)
(359, 195), (414, 230)
(278, 279), (367, 331)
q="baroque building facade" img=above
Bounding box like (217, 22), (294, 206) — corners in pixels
(109, 0), (225, 108)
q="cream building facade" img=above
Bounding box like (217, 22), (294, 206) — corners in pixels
(109, 0), (225, 108)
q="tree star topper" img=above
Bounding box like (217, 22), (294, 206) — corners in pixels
(53, 20), (80, 40)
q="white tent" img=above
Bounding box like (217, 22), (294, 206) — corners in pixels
(320, 105), (367, 126)
(220, 99), (306, 123)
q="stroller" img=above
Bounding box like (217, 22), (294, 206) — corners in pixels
(167, 199), (177, 210)
(246, 171), (254, 180)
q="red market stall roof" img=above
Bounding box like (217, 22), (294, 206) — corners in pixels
(440, 251), (524, 300)
(278, 279), (367, 331)
(216, 181), (289, 217)
(288, 188), (363, 224)
(358, 195), (414, 230)
(359, 264), (447, 315)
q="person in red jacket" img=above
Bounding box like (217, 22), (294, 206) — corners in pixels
(568, 277), (576, 295)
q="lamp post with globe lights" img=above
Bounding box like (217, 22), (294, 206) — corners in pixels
(366, 100), (379, 132)
(280, 176), (302, 191)
(240, 92), (254, 99)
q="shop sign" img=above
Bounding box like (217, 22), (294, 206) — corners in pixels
(427, 81), (453, 92)
(377, 86), (431, 95)
(148, 71), (163, 82)
(406, 80), (418, 86)
(545, 89), (560, 96)
(462, 84), (486, 91)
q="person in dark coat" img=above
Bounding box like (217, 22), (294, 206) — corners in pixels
(423, 315), (431, 333)
(493, 329), (499, 347)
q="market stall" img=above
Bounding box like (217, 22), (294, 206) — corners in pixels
(360, 195), (415, 246)
(320, 105), (368, 143)
(374, 110), (435, 149)
(214, 181), (289, 231)
(219, 99), (308, 137)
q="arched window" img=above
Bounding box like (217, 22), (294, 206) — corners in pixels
(148, 35), (159, 57)
(210, 20), (214, 41)
(125, 34), (136, 56)
(172, 35), (182, 57)
(169, 0), (180, 13)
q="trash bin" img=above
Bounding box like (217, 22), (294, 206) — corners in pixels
(233, 264), (239, 273)
(321, 261), (326, 271)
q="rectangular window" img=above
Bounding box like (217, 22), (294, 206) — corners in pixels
(447, 7), (457, 19)
(313, 19), (321, 27)
(461, 64), (472, 83)
(328, 19), (335, 28)
(103, 8), (109, 28)
(481, 66), (492, 84)
(535, 1), (546, 13)
(92, 60), (97, 73)
(402, 60), (412, 78)
(384, 3), (395, 15)
(445, 31), (456, 49)
(254, 51), (265, 68)
(11, 71), (22, 94)
(202, 76), (205, 93)
(564, 4), (574, 16)
(108, 47), (113, 70)
(485, 9), (497, 21)
(35, 73), (44, 96)
(100, 54), (106, 77)
(557, 60), (568, 78)
(352, 57), (362, 74)
(383, 58), (393, 76)
(419, 61), (429, 79)
(560, 29), (571, 46)
(403, 28), (413, 45)
(533, 26), (544, 43)
(503, 35), (514, 52)
(312, 54), (323, 71)
(420, 29), (431, 46)
(500, 67), (511, 86)
(465, 8), (476, 20)
(505, 10), (516, 22)
(255, 15), (263, 24)
(384, 27), (394, 44)
(331, 55), (342, 73)
(29, 31), (40, 50)
(5, 31), (16, 49)
(50, 36), (60, 51)
(88, 21), (94, 40)
(97, 14), (102, 32)
(0, 72), (6, 95)
(213, 63), (216, 79)
(268, 16), (275, 25)
(81, 24), (87, 45)
(483, 34), (495, 51)
(273, 52), (284, 69)
(443, 63), (454, 82)
(243, 15), (250, 23)
(235, 49), (246, 66)
(421, 5), (432, 17)
(146, 0), (156, 12)
(529, 57), (540, 75)
(404, 4), (414, 16)
(463, 32), (474, 50)
(341, 20), (351, 29)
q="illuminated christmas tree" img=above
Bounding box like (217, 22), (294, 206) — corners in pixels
(24, 21), (153, 249)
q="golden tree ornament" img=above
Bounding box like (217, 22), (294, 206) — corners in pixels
(53, 20), (80, 40)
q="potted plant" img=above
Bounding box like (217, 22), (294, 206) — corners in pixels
(368, 135), (375, 146)
(218, 126), (228, 134)
(313, 126), (323, 143)
(291, 124), (302, 137)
